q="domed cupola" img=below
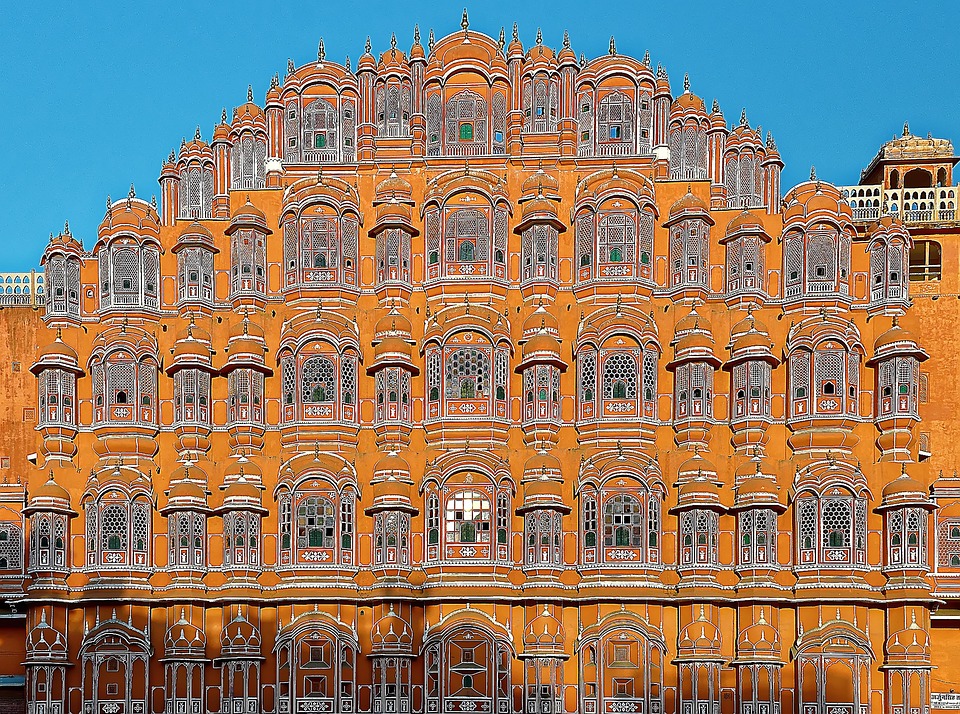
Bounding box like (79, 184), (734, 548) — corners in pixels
(31, 329), (83, 378)
(517, 452), (568, 515)
(172, 222), (219, 312)
(222, 313), (271, 376)
(720, 210), (772, 301)
(677, 605), (723, 660)
(41, 223), (84, 321)
(663, 187), (715, 295)
(370, 603), (414, 656)
(168, 318), (216, 376)
(735, 608), (782, 662)
(163, 610), (206, 659)
(25, 609), (69, 662)
(365, 451), (417, 577)
(516, 304), (565, 449)
(522, 604), (565, 657)
(220, 606), (262, 658)
(370, 170), (417, 298)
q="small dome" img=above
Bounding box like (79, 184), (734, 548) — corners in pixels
(26, 611), (68, 661)
(678, 606), (722, 657)
(670, 188), (709, 215)
(168, 479), (205, 501)
(674, 305), (713, 335)
(226, 198), (270, 235)
(26, 471), (73, 514)
(737, 609), (781, 657)
(677, 475), (723, 509)
(521, 305), (560, 337)
(521, 332), (562, 361)
(31, 332), (82, 375)
(885, 612), (930, 662)
(725, 210), (766, 236)
(523, 605), (565, 654)
(374, 309), (413, 340)
(376, 170), (414, 201)
(222, 477), (262, 505)
(523, 451), (562, 478)
(374, 336), (413, 361)
(521, 164), (560, 198)
(671, 86), (707, 114)
(677, 451), (718, 480)
(164, 612), (206, 656)
(371, 604), (414, 653)
(221, 608), (261, 655)
(373, 451), (411, 479)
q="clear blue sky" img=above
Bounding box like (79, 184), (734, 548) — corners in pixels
(0, 1), (957, 270)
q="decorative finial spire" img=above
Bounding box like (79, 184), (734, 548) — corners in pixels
(391, 32), (397, 50)
(247, 84), (253, 102)
(740, 108), (747, 126)
(608, 36), (616, 55)
(536, 28), (543, 45)
(150, 194), (157, 208)
(413, 24), (421, 46)
(497, 27), (505, 50)
(317, 38), (325, 61)
(128, 183), (136, 199)
(461, 8), (469, 31)
(221, 107), (227, 123)
(810, 165), (817, 181)
(579, 53), (586, 67)
(64, 220), (69, 234)
(512, 23), (519, 42)
(656, 63), (666, 79)
(903, 121), (910, 136)
(345, 56), (351, 72)
(287, 58), (295, 75)
(683, 73), (690, 92)
(563, 30), (570, 49)
(194, 126), (201, 141)
(642, 49), (650, 65)
(428, 28), (435, 50)
(712, 98), (720, 113)
(365, 36), (371, 54)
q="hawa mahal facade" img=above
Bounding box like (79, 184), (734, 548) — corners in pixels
(1, 14), (960, 714)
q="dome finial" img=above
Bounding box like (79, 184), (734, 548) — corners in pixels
(128, 183), (136, 199)
(428, 28), (435, 51)
(683, 73), (690, 92)
(536, 27), (543, 45)
(497, 27), (505, 51)
(287, 58), (295, 75)
(391, 32), (397, 51)
(63, 220), (70, 234)
(194, 126), (201, 141)
(364, 36), (371, 54)
(740, 108), (747, 126)
(413, 24), (421, 46)
(608, 35), (616, 55)
(221, 107), (227, 123)
(247, 85), (253, 102)
(512, 22), (519, 42)
(712, 98), (720, 113)
(563, 30), (570, 49)
(642, 49), (650, 65)
(461, 8), (469, 31)
(810, 165), (817, 181)
(903, 121), (910, 136)
(318, 38), (325, 61)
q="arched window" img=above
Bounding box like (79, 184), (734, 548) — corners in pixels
(679, 509), (720, 567)
(731, 360), (772, 422)
(887, 507), (926, 569)
(797, 491), (867, 569)
(303, 98), (339, 160)
(0, 523), (22, 571)
(597, 91), (633, 153)
(281, 489), (355, 568)
(222, 510), (260, 570)
(86, 495), (151, 570)
(520, 225), (559, 283)
(445, 91), (487, 155)
(227, 368), (264, 426)
(301, 356), (336, 404)
(168, 511), (206, 569)
(603, 494), (644, 547)
(375, 228), (412, 287)
(45, 254), (81, 317)
(94, 355), (158, 426)
(725, 152), (760, 209)
(737, 508), (778, 568)
(230, 229), (266, 296)
(231, 135), (266, 190)
(444, 209), (489, 273)
(38, 369), (76, 428)
(444, 347), (490, 401)
(176, 246), (214, 304)
(373, 510), (410, 568)
(523, 511), (562, 567)
(670, 125), (708, 181)
(601, 352), (638, 400)
(173, 368), (211, 426)
(445, 490), (491, 546)
(179, 166), (213, 219)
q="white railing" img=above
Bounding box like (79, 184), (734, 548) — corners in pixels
(0, 271), (43, 306)
(840, 184), (958, 223)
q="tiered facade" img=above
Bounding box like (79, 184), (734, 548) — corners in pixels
(1, 16), (959, 714)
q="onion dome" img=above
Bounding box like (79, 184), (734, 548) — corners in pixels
(867, 317), (929, 366)
(708, 98), (725, 128)
(162, 470), (209, 514)
(225, 197), (271, 236)
(358, 35), (377, 72)
(727, 110), (763, 149)
(668, 306), (720, 372)
(735, 608), (781, 661)
(677, 450), (718, 483)
(163, 611), (206, 659)
(409, 26), (425, 61)
(371, 604), (414, 654)
(671, 74), (706, 113)
(223, 456), (262, 483)
(518, 452), (569, 514)
(663, 186), (714, 227)
(523, 605), (565, 656)
(96, 188), (161, 247)
(520, 163), (561, 199)
(885, 611), (930, 664)
(213, 110), (231, 143)
(726, 317), (778, 369)
(557, 30), (576, 65)
(878, 463), (934, 511)
(521, 303), (560, 338)
(733, 457), (785, 511)
(675, 475), (725, 511)
(515, 162), (564, 233)
(367, 451), (417, 515)
(721, 210), (771, 245)
(233, 89), (266, 127)
(31, 329), (84, 376)
(25, 611), (68, 662)
(507, 22), (524, 58)
(220, 472), (266, 514)
(374, 308), (414, 341)
(677, 605), (723, 659)
(172, 221), (219, 255)
(372, 170), (418, 236)
(24, 470), (76, 517)
(167, 319), (216, 375)
(782, 179), (854, 226)
(369, 336), (418, 375)
(221, 313), (272, 375)
(220, 608), (261, 657)
(517, 309), (565, 372)
(41, 224), (84, 262)
(377, 34), (410, 72)
(654, 63), (671, 96)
